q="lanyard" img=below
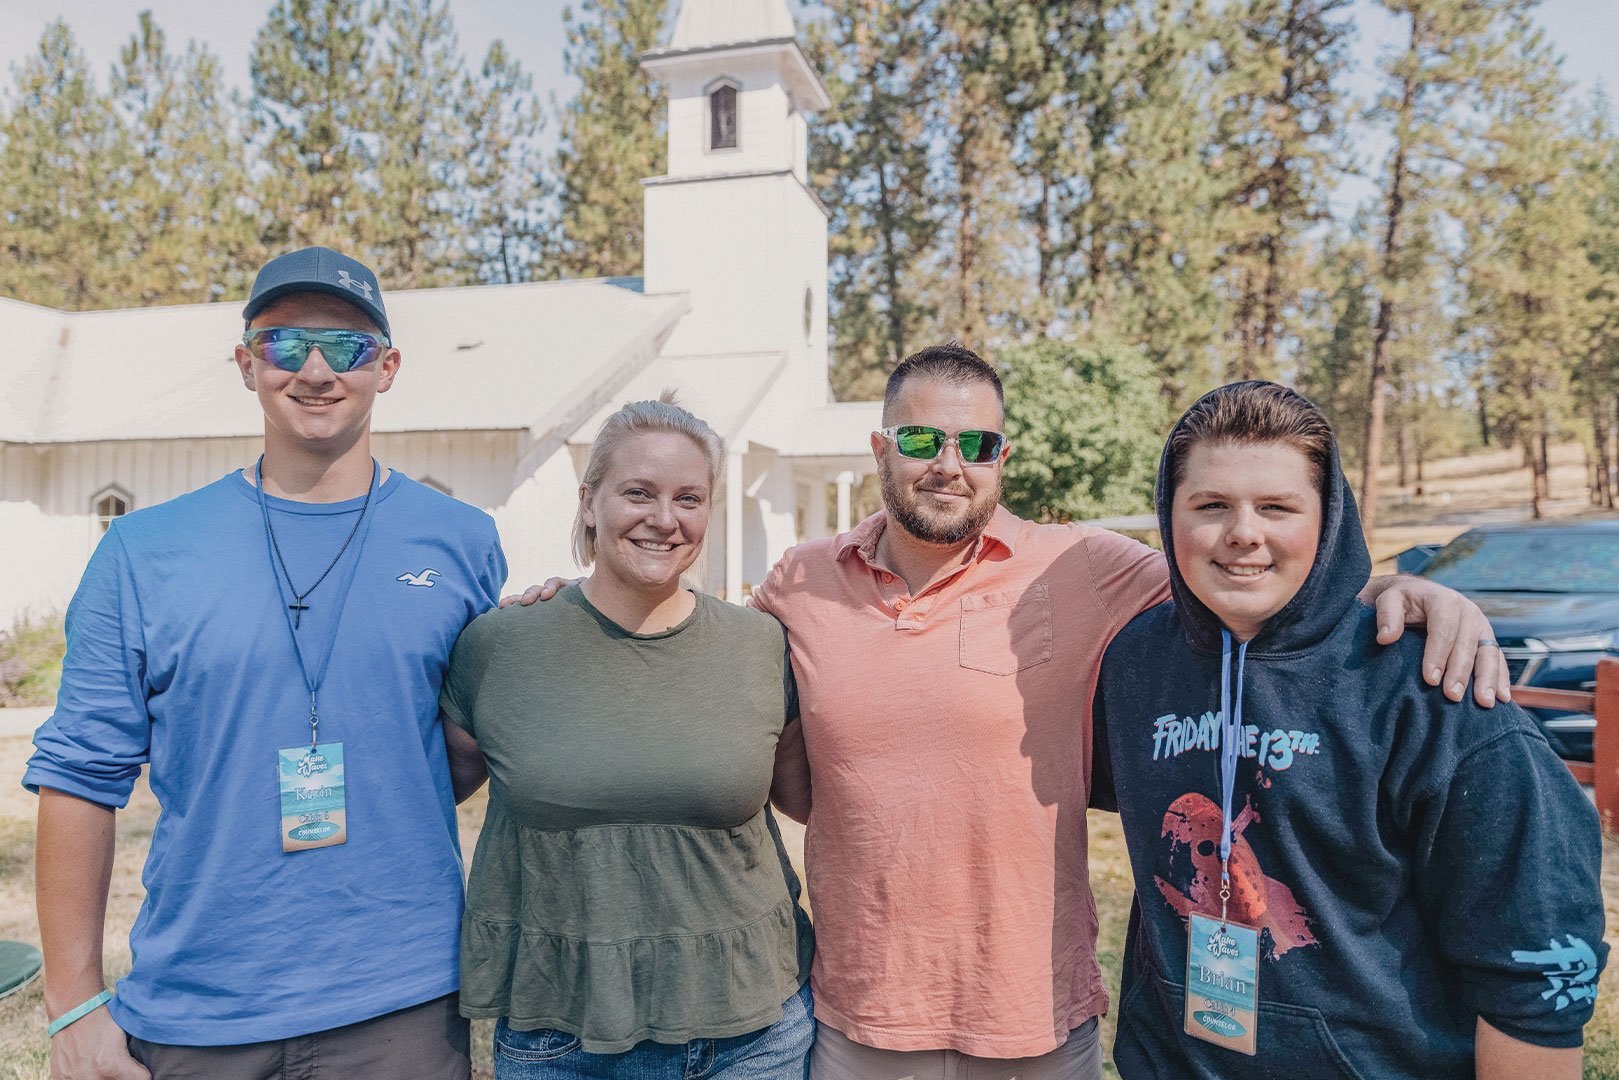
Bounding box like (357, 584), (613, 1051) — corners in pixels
(256, 458), (380, 750)
(1218, 628), (1249, 929)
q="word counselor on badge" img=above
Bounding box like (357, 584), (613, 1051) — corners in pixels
(278, 743), (348, 851)
(1185, 912), (1259, 1055)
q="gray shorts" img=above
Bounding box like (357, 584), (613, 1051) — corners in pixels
(126, 992), (470, 1080)
(809, 1018), (1101, 1080)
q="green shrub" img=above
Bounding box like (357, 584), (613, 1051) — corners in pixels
(998, 336), (1167, 523)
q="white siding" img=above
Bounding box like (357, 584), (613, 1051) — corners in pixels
(492, 445), (585, 598)
(3, 430), (527, 622)
(747, 452), (800, 588)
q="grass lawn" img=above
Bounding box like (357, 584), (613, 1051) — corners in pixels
(3, 731), (1619, 1078)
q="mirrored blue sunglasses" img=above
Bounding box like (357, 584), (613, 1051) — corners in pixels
(242, 326), (391, 374)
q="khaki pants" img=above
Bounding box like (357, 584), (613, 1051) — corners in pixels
(127, 992), (470, 1080)
(810, 1019), (1101, 1080)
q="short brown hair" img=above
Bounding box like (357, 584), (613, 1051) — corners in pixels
(884, 343), (1004, 423)
(1166, 381), (1334, 497)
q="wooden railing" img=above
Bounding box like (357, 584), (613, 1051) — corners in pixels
(1515, 658), (1619, 832)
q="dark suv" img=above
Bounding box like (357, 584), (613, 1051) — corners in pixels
(1399, 519), (1619, 762)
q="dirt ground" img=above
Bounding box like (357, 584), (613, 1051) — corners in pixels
(1366, 439), (1609, 566)
(3, 751), (1618, 1079)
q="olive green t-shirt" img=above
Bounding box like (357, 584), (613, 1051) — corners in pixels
(440, 587), (813, 1052)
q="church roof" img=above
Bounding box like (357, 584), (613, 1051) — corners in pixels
(663, 0), (796, 52)
(0, 282), (689, 444)
(568, 351), (788, 449)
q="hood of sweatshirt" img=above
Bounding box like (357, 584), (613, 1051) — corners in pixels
(1154, 381), (1371, 658)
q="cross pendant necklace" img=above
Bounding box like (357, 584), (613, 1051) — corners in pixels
(261, 463), (375, 632)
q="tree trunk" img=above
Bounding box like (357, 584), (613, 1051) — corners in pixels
(1036, 170), (1052, 317)
(954, 93), (980, 350)
(1234, 278), (1258, 382)
(1530, 429), (1550, 518)
(1396, 420), (1409, 489)
(1595, 407), (1613, 508)
(957, 179), (977, 349)
(877, 161), (906, 366)
(1361, 31), (1418, 538)
(1477, 392), (1491, 446)
(1611, 394), (1619, 508)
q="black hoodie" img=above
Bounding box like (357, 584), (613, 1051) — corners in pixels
(1093, 383), (1606, 1078)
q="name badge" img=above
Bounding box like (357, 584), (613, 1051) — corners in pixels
(278, 742), (348, 852)
(1184, 913), (1259, 1055)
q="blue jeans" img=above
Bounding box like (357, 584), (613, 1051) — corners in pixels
(493, 983), (814, 1080)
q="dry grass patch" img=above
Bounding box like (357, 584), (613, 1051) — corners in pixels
(4, 734), (1619, 1077)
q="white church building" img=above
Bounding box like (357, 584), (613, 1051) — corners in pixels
(0, 0), (886, 623)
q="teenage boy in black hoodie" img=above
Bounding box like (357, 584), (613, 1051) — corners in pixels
(1093, 382), (1605, 1079)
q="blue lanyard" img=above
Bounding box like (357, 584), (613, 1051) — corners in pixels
(256, 458), (380, 750)
(1218, 628), (1249, 928)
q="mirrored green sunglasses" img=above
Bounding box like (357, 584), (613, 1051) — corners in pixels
(242, 326), (391, 374)
(880, 425), (1006, 464)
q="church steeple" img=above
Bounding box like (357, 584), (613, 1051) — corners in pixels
(641, 0), (830, 183)
(638, 0), (831, 405)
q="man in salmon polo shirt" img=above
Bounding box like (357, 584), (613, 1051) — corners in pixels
(518, 344), (1507, 1078)
(752, 345), (1509, 1080)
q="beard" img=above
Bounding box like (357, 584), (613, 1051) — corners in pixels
(880, 462), (1000, 546)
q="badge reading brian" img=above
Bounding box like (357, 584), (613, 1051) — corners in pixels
(278, 742), (347, 852)
(1184, 913), (1259, 1055)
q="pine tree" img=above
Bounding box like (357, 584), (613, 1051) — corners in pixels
(1458, 13), (1593, 518)
(546, 0), (666, 279)
(0, 21), (118, 308)
(1094, 0), (1230, 403)
(248, 0), (381, 256)
(1577, 100), (1619, 508)
(1359, 0), (1529, 533)
(1212, 0), (1352, 382)
(460, 40), (547, 284)
(372, 0), (467, 287)
(932, 2), (1025, 350)
(1382, 210), (1454, 487)
(106, 11), (256, 306)
(808, 0), (941, 399)
(1298, 225), (1375, 460)
(991, 0), (1228, 402)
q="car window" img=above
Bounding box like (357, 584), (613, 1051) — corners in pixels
(1423, 531), (1619, 593)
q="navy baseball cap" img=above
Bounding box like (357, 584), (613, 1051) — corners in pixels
(242, 247), (391, 338)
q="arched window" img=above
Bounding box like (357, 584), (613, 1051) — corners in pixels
(419, 476), (453, 496)
(93, 486), (132, 534)
(709, 81), (738, 150)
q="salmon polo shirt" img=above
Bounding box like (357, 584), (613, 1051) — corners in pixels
(754, 506), (1170, 1057)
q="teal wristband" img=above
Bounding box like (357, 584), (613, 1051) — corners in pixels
(46, 990), (112, 1038)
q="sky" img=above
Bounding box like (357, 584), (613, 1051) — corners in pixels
(0, 0), (1613, 217)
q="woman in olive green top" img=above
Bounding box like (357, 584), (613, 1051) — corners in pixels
(441, 394), (814, 1079)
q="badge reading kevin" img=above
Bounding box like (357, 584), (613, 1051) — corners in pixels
(1184, 913), (1259, 1055)
(278, 742), (347, 852)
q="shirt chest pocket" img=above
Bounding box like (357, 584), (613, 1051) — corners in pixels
(959, 585), (1053, 675)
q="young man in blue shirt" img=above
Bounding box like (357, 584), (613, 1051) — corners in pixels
(28, 247), (506, 1080)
